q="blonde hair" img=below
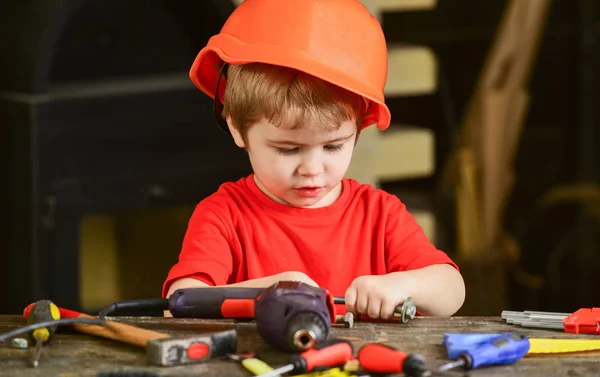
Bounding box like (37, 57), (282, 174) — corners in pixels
(222, 63), (365, 143)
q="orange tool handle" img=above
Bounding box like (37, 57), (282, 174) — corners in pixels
(357, 343), (407, 373)
(23, 303), (170, 348)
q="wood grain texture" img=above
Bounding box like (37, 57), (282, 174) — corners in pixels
(0, 316), (598, 377)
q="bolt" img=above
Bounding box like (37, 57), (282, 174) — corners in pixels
(344, 312), (354, 328)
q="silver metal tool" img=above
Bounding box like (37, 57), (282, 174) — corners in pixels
(146, 330), (237, 366)
(344, 312), (354, 328)
(501, 310), (571, 330)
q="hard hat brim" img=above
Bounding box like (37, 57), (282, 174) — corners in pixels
(189, 34), (391, 130)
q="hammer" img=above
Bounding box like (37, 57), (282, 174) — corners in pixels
(23, 302), (236, 366)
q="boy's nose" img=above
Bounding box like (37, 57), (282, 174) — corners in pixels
(297, 155), (323, 177)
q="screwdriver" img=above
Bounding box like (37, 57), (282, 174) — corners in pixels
(439, 333), (530, 371)
(357, 343), (431, 377)
(226, 352), (275, 375)
(256, 340), (354, 377)
(27, 300), (61, 368)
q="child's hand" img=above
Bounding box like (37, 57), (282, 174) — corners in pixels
(344, 274), (412, 319)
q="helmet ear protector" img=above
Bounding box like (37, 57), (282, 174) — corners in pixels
(213, 62), (230, 135)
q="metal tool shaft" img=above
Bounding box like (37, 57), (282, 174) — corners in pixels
(32, 336), (43, 368)
(501, 310), (568, 330)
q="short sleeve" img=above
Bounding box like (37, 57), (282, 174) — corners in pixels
(384, 195), (458, 272)
(161, 204), (233, 297)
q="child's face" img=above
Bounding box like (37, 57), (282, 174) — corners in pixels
(229, 117), (357, 208)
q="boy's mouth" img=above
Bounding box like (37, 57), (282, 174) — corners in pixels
(294, 186), (322, 198)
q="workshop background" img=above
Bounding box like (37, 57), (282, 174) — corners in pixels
(1, 0), (598, 315)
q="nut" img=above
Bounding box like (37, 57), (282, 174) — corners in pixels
(11, 338), (28, 349)
(344, 312), (354, 328)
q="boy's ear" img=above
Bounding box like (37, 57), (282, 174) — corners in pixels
(226, 116), (246, 148)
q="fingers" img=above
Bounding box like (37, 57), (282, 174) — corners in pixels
(344, 285), (358, 314)
(380, 300), (398, 320)
(355, 290), (369, 316)
(366, 297), (382, 319)
(345, 276), (404, 319)
(346, 285), (383, 319)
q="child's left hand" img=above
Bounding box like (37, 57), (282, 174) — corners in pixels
(343, 273), (413, 319)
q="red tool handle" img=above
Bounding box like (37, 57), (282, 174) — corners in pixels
(299, 340), (354, 372)
(564, 308), (600, 334)
(168, 287), (264, 319)
(357, 343), (407, 373)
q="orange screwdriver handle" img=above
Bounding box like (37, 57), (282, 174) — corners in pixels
(357, 343), (408, 373)
(357, 343), (431, 377)
(302, 341), (353, 371)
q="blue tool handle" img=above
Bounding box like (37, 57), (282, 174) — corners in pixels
(443, 333), (504, 359)
(467, 333), (530, 369)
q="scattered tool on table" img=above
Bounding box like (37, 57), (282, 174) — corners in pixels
(146, 330), (237, 366)
(295, 367), (365, 377)
(357, 343), (431, 377)
(255, 339), (354, 377)
(27, 300), (60, 368)
(333, 297), (417, 323)
(444, 332), (600, 356)
(99, 281), (336, 353)
(343, 313), (354, 329)
(226, 352), (275, 375)
(11, 338), (28, 349)
(502, 307), (600, 334)
(23, 302), (237, 366)
(439, 333), (530, 372)
(0, 305), (105, 367)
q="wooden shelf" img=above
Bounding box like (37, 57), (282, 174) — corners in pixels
(346, 124), (435, 186)
(386, 45), (438, 96)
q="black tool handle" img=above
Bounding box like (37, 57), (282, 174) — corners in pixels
(28, 300), (60, 343)
(168, 287), (264, 318)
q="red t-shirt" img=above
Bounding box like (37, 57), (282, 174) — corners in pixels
(163, 175), (458, 302)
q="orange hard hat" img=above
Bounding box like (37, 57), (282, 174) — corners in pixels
(189, 0), (390, 131)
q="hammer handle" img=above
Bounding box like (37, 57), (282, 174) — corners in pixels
(24, 304), (170, 348)
(72, 311), (170, 348)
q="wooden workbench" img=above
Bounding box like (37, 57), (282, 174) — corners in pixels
(0, 315), (598, 376)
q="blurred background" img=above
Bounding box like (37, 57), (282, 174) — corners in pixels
(0, 0), (598, 315)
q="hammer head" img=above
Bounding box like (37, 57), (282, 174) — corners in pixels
(146, 330), (237, 366)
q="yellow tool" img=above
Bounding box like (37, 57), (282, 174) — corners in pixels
(227, 353), (274, 375)
(27, 300), (61, 368)
(528, 338), (600, 354)
(295, 367), (355, 377)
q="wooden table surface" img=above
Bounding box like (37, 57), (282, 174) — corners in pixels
(0, 315), (599, 377)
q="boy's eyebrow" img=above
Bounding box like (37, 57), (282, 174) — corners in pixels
(266, 133), (356, 145)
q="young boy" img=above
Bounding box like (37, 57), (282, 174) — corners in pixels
(163, 0), (465, 319)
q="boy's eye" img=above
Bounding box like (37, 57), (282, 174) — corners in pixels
(324, 144), (344, 152)
(275, 147), (299, 155)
